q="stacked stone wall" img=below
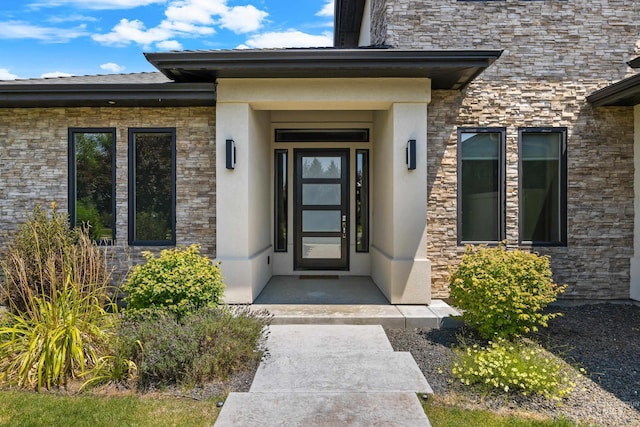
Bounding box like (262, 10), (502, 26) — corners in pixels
(0, 107), (216, 283)
(373, 0), (640, 298)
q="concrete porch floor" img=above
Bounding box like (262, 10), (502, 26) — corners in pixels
(251, 276), (460, 329)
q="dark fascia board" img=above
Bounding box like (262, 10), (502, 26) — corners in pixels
(587, 73), (640, 107)
(0, 82), (215, 108)
(628, 56), (640, 69)
(334, 0), (366, 48)
(145, 49), (503, 90)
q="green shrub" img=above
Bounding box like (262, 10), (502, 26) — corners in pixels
(123, 245), (224, 318)
(449, 245), (566, 339)
(117, 306), (270, 387)
(452, 338), (575, 401)
(0, 203), (112, 313)
(0, 277), (118, 391)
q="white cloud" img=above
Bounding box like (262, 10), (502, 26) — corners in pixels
(0, 68), (20, 80)
(239, 29), (333, 49)
(47, 14), (99, 24)
(156, 39), (182, 50)
(100, 62), (126, 73)
(316, 0), (334, 17)
(219, 5), (268, 34)
(92, 18), (172, 47)
(29, 0), (165, 10)
(41, 71), (74, 78)
(0, 21), (88, 43)
(93, 0), (268, 49)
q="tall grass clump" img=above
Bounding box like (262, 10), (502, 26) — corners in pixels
(0, 203), (111, 313)
(0, 203), (129, 391)
(0, 276), (116, 390)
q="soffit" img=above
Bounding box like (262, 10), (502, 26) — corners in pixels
(145, 48), (503, 91)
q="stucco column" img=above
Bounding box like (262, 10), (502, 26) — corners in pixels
(371, 102), (431, 304)
(215, 101), (272, 303)
(631, 104), (640, 301)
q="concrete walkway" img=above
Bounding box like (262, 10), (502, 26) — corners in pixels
(215, 325), (432, 426)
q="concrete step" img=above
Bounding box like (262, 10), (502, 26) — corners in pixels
(250, 351), (433, 394)
(215, 392), (431, 427)
(265, 324), (394, 354)
(251, 301), (460, 329)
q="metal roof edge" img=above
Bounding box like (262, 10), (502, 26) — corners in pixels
(587, 73), (640, 107)
(0, 82), (215, 108)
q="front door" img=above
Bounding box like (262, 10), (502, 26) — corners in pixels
(294, 149), (349, 270)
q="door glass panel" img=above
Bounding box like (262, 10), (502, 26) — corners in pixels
(302, 157), (341, 178)
(302, 184), (341, 205)
(302, 237), (342, 259)
(302, 210), (341, 232)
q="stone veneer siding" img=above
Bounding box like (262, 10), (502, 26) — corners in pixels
(371, 0), (639, 298)
(0, 107), (216, 282)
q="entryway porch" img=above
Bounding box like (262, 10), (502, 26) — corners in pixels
(251, 275), (459, 329)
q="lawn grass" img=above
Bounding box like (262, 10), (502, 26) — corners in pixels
(422, 395), (579, 427)
(0, 390), (221, 427)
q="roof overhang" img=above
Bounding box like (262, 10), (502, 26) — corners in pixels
(0, 82), (215, 108)
(145, 49), (503, 90)
(587, 73), (640, 107)
(627, 56), (640, 69)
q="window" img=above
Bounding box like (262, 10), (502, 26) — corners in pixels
(128, 128), (176, 245)
(519, 128), (567, 246)
(457, 128), (506, 244)
(69, 128), (116, 243)
(274, 149), (288, 252)
(356, 149), (369, 252)
(274, 129), (369, 143)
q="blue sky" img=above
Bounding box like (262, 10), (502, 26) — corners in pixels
(0, 0), (334, 80)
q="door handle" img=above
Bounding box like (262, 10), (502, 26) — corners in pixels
(342, 215), (347, 239)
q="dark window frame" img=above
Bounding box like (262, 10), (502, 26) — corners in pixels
(355, 149), (369, 253)
(274, 149), (288, 252)
(68, 127), (117, 244)
(457, 127), (506, 245)
(128, 127), (177, 246)
(518, 127), (568, 247)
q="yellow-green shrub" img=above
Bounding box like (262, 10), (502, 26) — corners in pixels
(449, 245), (566, 339)
(452, 338), (575, 401)
(123, 245), (224, 318)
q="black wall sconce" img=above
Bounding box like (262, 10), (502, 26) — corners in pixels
(406, 139), (416, 170)
(226, 139), (236, 169)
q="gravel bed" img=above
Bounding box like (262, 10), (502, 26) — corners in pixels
(386, 303), (640, 427)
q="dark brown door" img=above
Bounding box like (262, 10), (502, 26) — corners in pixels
(294, 149), (349, 270)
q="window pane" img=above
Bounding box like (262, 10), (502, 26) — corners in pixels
(275, 129), (369, 143)
(302, 157), (342, 178)
(356, 150), (369, 252)
(302, 210), (341, 232)
(274, 150), (287, 252)
(460, 132), (501, 242)
(521, 133), (562, 243)
(72, 131), (114, 242)
(302, 237), (342, 259)
(70, 131), (115, 242)
(303, 184), (341, 205)
(132, 131), (174, 243)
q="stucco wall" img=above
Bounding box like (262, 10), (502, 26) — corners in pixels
(0, 106), (216, 283)
(372, 0), (639, 298)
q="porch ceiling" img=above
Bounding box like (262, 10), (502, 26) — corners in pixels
(144, 48), (503, 91)
(587, 73), (640, 107)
